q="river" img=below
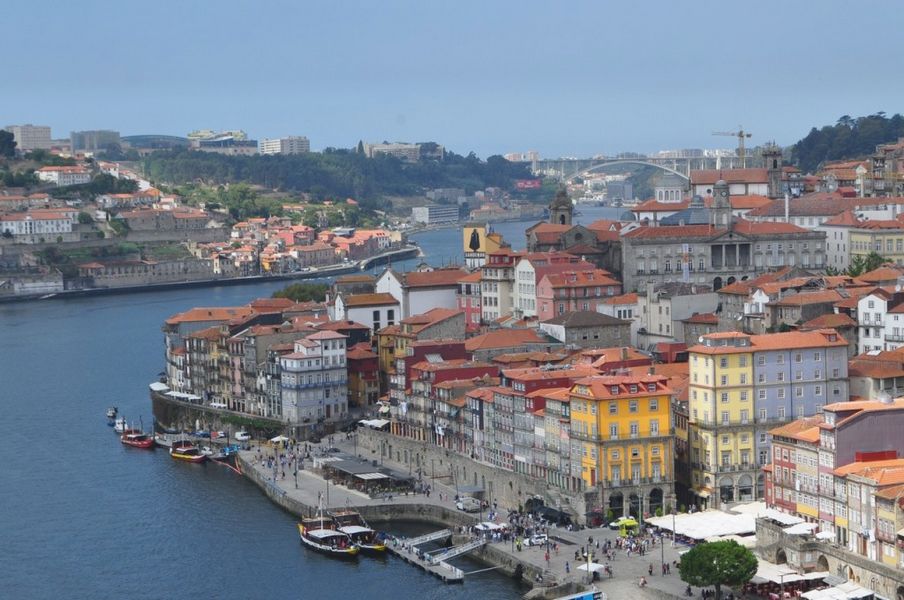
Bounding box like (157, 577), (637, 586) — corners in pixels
(0, 206), (621, 598)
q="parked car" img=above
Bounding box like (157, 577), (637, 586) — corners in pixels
(526, 534), (548, 547)
(455, 497), (481, 513)
(235, 431), (251, 442)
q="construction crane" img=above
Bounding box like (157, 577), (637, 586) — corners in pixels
(713, 127), (753, 168)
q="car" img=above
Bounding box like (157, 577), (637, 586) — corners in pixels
(193, 430), (211, 438)
(526, 534), (548, 547)
(455, 497), (481, 513)
(235, 431), (251, 442)
(325, 447), (341, 453)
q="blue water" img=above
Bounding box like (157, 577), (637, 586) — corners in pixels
(0, 208), (620, 598)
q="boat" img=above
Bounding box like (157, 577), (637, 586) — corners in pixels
(113, 418), (128, 433)
(330, 509), (386, 553)
(169, 441), (207, 463)
(106, 406), (118, 419)
(297, 508), (359, 558)
(121, 431), (155, 449)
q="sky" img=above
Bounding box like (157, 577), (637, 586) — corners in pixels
(5, 0), (903, 159)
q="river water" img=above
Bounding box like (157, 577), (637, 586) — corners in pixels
(0, 206), (620, 598)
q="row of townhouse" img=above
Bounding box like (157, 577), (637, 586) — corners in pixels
(687, 329), (850, 508)
(764, 398), (904, 570)
(161, 298), (380, 435)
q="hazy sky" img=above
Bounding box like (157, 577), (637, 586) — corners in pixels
(6, 1), (902, 158)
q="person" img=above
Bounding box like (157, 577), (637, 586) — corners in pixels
(565, 561), (570, 574)
(685, 584), (693, 597)
(649, 563), (654, 576)
(639, 576), (647, 588)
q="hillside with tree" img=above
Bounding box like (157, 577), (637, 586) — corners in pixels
(141, 147), (535, 204)
(791, 112), (904, 173)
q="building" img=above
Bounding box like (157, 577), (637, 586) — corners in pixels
(411, 205), (459, 225)
(0, 208), (78, 243)
(346, 342), (379, 408)
(363, 142), (442, 162)
(689, 168), (771, 197)
(856, 288), (904, 354)
(3, 124), (51, 150)
(35, 166), (92, 187)
(681, 313), (720, 344)
(513, 252), (594, 319)
(569, 374), (675, 519)
(687, 329), (849, 508)
(635, 282), (717, 348)
(539, 311), (631, 349)
(189, 130), (258, 155)
(456, 271), (482, 332)
(375, 266), (468, 318)
(621, 181), (826, 293)
(481, 248), (520, 321)
(278, 330), (348, 425)
(848, 348), (904, 400)
(331, 292), (399, 333)
(70, 130), (120, 153)
(258, 136), (310, 155)
(465, 328), (562, 363)
(535, 269), (623, 321)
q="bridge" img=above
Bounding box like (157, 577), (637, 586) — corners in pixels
(532, 155), (748, 182)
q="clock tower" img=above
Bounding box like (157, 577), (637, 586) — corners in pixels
(549, 187), (573, 226)
(711, 179), (731, 228)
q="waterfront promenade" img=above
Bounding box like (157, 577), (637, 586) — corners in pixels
(242, 436), (697, 600)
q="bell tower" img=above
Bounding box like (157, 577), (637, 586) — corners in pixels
(711, 179), (732, 228)
(549, 187), (573, 226)
(763, 143), (783, 199)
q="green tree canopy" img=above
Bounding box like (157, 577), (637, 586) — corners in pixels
(678, 540), (757, 600)
(0, 130), (16, 158)
(791, 112), (904, 173)
(272, 282), (328, 303)
(846, 252), (888, 277)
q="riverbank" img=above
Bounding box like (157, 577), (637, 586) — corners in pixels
(0, 245), (419, 304)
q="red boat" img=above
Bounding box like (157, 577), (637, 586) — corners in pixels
(170, 441), (207, 463)
(121, 432), (155, 449)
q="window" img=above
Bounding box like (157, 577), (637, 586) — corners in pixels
(740, 409), (749, 423)
(721, 392), (729, 403)
(777, 372), (785, 382)
(721, 411), (729, 424)
(739, 356), (747, 367)
(758, 355), (766, 366)
(777, 354), (785, 364)
(631, 447), (639, 458)
(759, 408), (767, 420)
(814, 369), (821, 379)
(795, 370), (803, 381)
(649, 398), (658, 411)
(629, 400), (638, 413)
(815, 385), (822, 396)
(609, 402), (617, 415)
(720, 375), (727, 386)
(795, 353), (802, 363)
(758, 373), (765, 383)
(814, 352), (821, 362)
(778, 388), (785, 399)
(796, 386), (803, 397)
(610, 385), (619, 395)
(740, 373), (747, 384)
(740, 391), (748, 401)
(758, 389), (766, 400)
(629, 421), (639, 437)
(778, 406), (786, 418)
(611, 450), (619, 460)
(720, 357), (728, 368)
(609, 424), (618, 438)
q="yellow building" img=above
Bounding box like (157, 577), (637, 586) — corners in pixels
(849, 221), (904, 265)
(569, 374), (674, 519)
(688, 332), (754, 508)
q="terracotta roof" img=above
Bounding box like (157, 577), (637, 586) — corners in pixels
(541, 269), (621, 289)
(342, 293), (399, 307)
(822, 210), (861, 227)
(623, 224), (724, 239)
(570, 374), (672, 399)
(769, 416), (824, 443)
(873, 483), (904, 501)
(336, 274), (376, 283)
(542, 310), (629, 328)
(800, 313), (856, 330)
(346, 346), (378, 360)
(689, 329), (848, 355)
(401, 267), (470, 288)
(503, 365), (598, 382)
(601, 292), (638, 305)
(857, 266), (904, 284)
(633, 199), (690, 212)
(690, 168), (768, 185)
(731, 219), (810, 235)
(165, 306), (255, 326)
(457, 271), (482, 283)
(465, 329), (550, 352)
(681, 312), (719, 325)
(316, 320), (370, 331)
(767, 290), (843, 307)
(833, 460), (904, 485)
(848, 351), (904, 379)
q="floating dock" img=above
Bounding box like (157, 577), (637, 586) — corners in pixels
(385, 529), (487, 584)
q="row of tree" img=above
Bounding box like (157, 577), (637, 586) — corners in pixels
(141, 148), (533, 202)
(791, 112), (904, 173)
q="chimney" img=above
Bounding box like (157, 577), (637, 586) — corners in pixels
(648, 366), (655, 375)
(621, 347), (628, 361)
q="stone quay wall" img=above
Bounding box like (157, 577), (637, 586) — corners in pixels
(357, 429), (589, 522)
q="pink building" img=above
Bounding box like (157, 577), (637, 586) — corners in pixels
(535, 269), (622, 321)
(457, 271), (482, 332)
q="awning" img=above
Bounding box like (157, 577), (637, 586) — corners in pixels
(693, 487), (712, 498)
(784, 522), (818, 535)
(576, 562), (605, 574)
(764, 508), (804, 526)
(149, 382), (169, 392)
(815, 531), (834, 540)
(355, 472), (389, 480)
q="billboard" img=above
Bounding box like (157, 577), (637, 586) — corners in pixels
(515, 179), (542, 190)
(463, 226), (488, 254)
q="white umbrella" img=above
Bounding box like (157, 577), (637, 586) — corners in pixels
(270, 435), (289, 443)
(577, 562), (605, 573)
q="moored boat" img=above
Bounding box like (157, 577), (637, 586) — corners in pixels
(330, 510), (386, 553)
(113, 418), (127, 433)
(121, 431), (155, 449)
(106, 406), (118, 419)
(296, 520), (359, 558)
(169, 441), (207, 463)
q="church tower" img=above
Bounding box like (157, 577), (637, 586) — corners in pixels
(763, 143), (783, 199)
(711, 179), (732, 228)
(549, 187), (573, 226)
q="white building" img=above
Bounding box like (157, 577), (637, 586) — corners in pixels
(376, 267), (466, 318)
(411, 205), (459, 225)
(279, 331), (348, 423)
(4, 124), (52, 150)
(332, 292), (400, 332)
(259, 136), (310, 155)
(35, 166), (91, 187)
(857, 288), (904, 354)
(0, 209), (78, 243)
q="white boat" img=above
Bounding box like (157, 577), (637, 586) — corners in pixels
(113, 418), (127, 433)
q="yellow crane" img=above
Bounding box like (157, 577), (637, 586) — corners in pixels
(713, 127), (752, 168)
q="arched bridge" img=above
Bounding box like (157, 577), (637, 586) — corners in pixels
(533, 155), (743, 182)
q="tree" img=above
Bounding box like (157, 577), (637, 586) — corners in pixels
(678, 540), (757, 600)
(846, 251), (888, 277)
(0, 130), (16, 158)
(77, 212), (94, 224)
(272, 282), (328, 303)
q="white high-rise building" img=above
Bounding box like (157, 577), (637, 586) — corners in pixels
(4, 124), (52, 151)
(259, 136), (310, 155)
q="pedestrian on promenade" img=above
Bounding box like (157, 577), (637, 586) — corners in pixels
(565, 561), (570, 574)
(649, 563), (653, 576)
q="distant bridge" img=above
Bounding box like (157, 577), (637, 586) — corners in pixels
(532, 155), (747, 181)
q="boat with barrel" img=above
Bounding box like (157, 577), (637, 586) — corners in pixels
(297, 506), (359, 558)
(330, 509), (386, 553)
(169, 440), (207, 463)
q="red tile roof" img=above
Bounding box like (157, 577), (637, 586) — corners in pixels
(690, 168), (768, 185)
(342, 293), (399, 307)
